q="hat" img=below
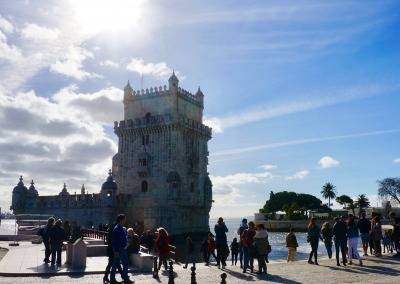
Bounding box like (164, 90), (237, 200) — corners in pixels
(242, 218), (247, 223)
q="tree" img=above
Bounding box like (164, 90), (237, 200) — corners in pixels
(321, 182), (337, 211)
(377, 177), (400, 204)
(336, 195), (355, 215)
(354, 194), (370, 216)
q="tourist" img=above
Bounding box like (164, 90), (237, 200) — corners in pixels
(371, 216), (383, 257)
(307, 217), (323, 265)
(383, 231), (391, 253)
(200, 237), (209, 264)
(64, 220), (71, 241)
(333, 216), (347, 266)
(125, 228), (140, 257)
(369, 212), (379, 255)
(110, 214), (132, 284)
(321, 222), (333, 259)
(389, 211), (400, 257)
(230, 237), (239, 266)
(214, 217), (229, 269)
(237, 218), (248, 268)
(155, 227), (170, 271)
(241, 221), (256, 273)
(146, 230), (154, 253)
(42, 217), (54, 264)
(286, 227), (299, 262)
(104, 222), (123, 284)
(346, 216), (363, 265)
(207, 233), (217, 266)
(183, 237), (196, 269)
(357, 212), (371, 256)
(254, 223), (268, 275)
(140, 232), (148, 251)
(49, 219), (66, 267)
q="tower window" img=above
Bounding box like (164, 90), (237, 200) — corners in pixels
(141, 180), (148, 192)
(142, 135), (150, 145)
(107, 191), (112, 198)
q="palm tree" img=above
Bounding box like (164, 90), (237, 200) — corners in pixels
(354, 194), (370, 216)
(321, 182), (337, 211)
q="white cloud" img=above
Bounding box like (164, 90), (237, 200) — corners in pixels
(318, 156), (340, 168)
(100, 60), (120, 68)
(0, 15), (13, 33)
(211, 171), (274, 185)
(286, 170), (310, 180)
(126, 58), (180, 80)
(393, 158), (400, 163)
(50, 46), (102, 80)
(21, 24), (59, 41)
(258, 164), (277, 170)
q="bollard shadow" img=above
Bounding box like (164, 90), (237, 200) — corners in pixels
(264, 274), (302, 284)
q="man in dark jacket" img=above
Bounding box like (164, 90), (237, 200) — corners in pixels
(333, 216), (347, 266)
(110, 214), (132, 284)
(42, 217), (54, 264)
(49, 219), (66, 266)
(357, 212), (371, 256)
(104, 223), (123, 283)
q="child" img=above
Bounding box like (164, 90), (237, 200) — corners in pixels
(230, 237), (239, 266)
(286, 227), (299, 262)
(200, 237), (209, 265)
(207, 233), (217, 266)
(183, 237), (196, 269)
(388, 229), (394, 253)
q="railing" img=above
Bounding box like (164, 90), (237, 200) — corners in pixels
(82, 229), (107, 242)
(169, 245), (179, 262)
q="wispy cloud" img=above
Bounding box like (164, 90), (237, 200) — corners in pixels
(286, 170), (310, 180)
(205, 83), (399, 133)
(126, 58), (182, 81)
(393, 158), (400, 164)
(100, 60), (119, 68)
(212, 129), (400, 157)
(318, 156), (340, 169)
(21, 24), (59, 41)
(258, 165), (277, 170)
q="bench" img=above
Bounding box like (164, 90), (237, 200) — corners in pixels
(129, 252), (153, 271)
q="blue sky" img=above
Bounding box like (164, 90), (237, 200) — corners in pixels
(0, 0), (399, 217)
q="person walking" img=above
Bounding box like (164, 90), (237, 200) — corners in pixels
(42, 217), (54, 264)
(146, 230), (154, 253)
(155, 227), (170, 271)
(237, 218), (248, 268)
(206, 233), (217, 266)
(389, 211), (400, 257)
(347, 216), (363, 265)
(230, 237), (239, 266)
(49, 219), (66, 267)
(241, 221), (256, 273)
(333, 216), (348, 266)
(214, 217), (229, 269)
(110, 214), (132, 284)
(357, 212), (371, 256)
(321, 222), (333, 259)
(286, 227), (299, 262)
(183, 237), (196, 269)
(307, 217), (323, 265)
(371, 216), (383, 257)
(200, 237), (209, 265)
(254, 223), (268, 275)
(104, 223), (123, 284)
(369, 212), (379, 255)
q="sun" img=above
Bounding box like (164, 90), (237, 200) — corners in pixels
(70, 0), (144, 35)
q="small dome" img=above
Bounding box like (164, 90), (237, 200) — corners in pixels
(195, 86), (203, 97)
(59, 183), (70, 197)
(13, 176), (28, 193)
(168, 71), (179, 83)
(166, 171), (181, 182)
(28, 180), (38, 196)
(102, 169), (118, 190)
(124, 80), (133, 90)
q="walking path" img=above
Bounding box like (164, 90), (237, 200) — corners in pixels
(0, 242), (399, 283)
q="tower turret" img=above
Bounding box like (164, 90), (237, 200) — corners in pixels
(81, 184), (85, 195)
(28, 180), (38, 197)
(101, 170), (117, 206)
(123, 80), (133, 103)
(168, 71), (179, 92)
(11, 175), (28, 211)
(195, 86), (204, 107)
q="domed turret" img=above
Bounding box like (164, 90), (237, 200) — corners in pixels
(27, 180), (38, 197)
(59, 183), (70, 197)
(101, 170), (117, 205)
(168, 71), (179, 91)
(102, 169), (118, 191)
(13, 176), (28, 193)
(123, 80), (133, 103)
(11, 176), (28, 211)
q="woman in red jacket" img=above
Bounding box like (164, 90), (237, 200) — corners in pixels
(155, 227), (170, 271)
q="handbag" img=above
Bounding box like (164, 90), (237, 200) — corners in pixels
(267, 243), (272, 254)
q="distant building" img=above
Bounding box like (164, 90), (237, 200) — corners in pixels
(10, 72), (213, 234)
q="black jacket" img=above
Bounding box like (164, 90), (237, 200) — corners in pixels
(49, 225), (65, 246)
(333, 221), (347, 240)
(357, 218), (371, 234)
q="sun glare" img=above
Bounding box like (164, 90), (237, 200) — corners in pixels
(71, 0), (144, 35)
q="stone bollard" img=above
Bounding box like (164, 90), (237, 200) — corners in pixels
(153, 256), (158, 278)
(191, 266), (197, 284)
(221, 272), (227, 284)
(72, 238), (87, 268)
(65, 243), (74, 264)
(168, 261), (174, 284)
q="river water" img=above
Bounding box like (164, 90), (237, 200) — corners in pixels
(0, 219), (17, 235)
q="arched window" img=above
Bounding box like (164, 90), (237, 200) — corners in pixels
(141, 180), (148, 192)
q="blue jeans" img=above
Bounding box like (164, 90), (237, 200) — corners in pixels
(51, 244), (62, 265)
(325, 243), (332, 259)
(111, 248), (130, 282)
(243, 246), (254, 271)
(185, 253), (196, 268)
(239, 246), (244, 266)
(335, 238), (347, 264)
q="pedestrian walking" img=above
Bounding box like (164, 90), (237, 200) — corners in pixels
(253, 223), (268, 275)
(333, 216), (348, 266)
(307, 217), (323, 265)
(183, 237), (196, 269)
(49, 219), (66, 266)
(357, 212), (371, 256)
(230, 238), (239, 266)
(42, 217), (54, 264)
(371, 216), (383, 257)
(155, 227), (170, 271)
(241, 221), (256, 273)
(206, 233), (217, 266)
(321, 222), (333, 259)
(200, 237), (209, 264)
(237, 218), (248, 268)
(104, 223), (123, 284)
(286, 227), (298, 262)
(346, 216), (363, 265)
(214, 217), (229, 269)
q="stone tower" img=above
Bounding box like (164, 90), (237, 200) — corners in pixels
(112, 72), (213, 234)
